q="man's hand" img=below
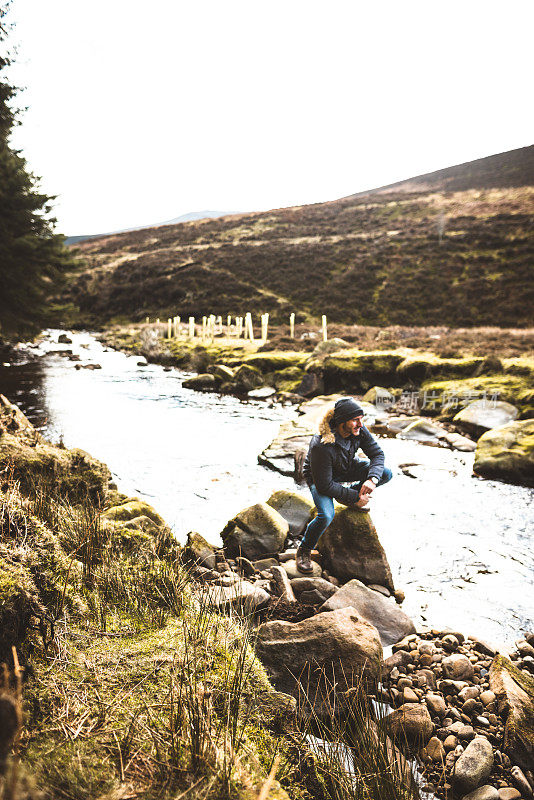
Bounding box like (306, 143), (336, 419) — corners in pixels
(359, 479), (376, 499)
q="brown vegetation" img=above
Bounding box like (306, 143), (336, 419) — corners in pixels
(61, 146), (534, 329)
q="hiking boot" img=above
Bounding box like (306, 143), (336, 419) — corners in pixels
(296, 544), (313, 574)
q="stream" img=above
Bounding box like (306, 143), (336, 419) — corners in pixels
(1, 330), (532, 649)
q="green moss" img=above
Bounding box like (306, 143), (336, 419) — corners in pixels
(420, 374), (534, 418)
(397, 353), (484, 382)
(239, 352), (308, 372)
(317, 349), (405, 392)
(474, 419), (534, 486)
(103, 499), (166, 527)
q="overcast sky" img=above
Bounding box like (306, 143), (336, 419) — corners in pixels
(6, 0), (534, 236)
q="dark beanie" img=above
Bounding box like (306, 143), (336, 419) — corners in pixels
(332, 397), (364, 426)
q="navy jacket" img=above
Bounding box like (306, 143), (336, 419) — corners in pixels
(302, 424), (385, 506)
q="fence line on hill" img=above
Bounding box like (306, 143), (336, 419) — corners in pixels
(143, 313), (328, 343)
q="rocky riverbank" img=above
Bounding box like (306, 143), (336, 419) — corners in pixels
(1, 385), (532, 800)
(182, 484), (534, 800)
(96, 325), (534, 487)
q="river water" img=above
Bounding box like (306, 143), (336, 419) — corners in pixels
(1, 330), (532, 648)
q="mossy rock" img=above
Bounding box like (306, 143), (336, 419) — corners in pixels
(474, 419), (534, 486)
(233, 364), (263, 391)
(271, 366), (305, 389)
(266, 490), (314, 537)
(490, 654), (534, 771)
(182, 373), (218, 391)
(317, 350), (404, 393)
(241, 352), (308, 372)
(0, 433), (110, 504)
(182, 531), (216, 569)
(103, 499), (166, 527)
(396, 354), (483, 382)
(221, 503), (289, 559)
(0, 561), (40, 663)
(421, 375), (534, 419)
(210, 363), (235, 381)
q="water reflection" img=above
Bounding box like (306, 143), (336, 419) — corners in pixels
(1, 330), (532, 647)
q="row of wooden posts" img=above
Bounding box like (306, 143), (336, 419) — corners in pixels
(144, 312), (329, 343)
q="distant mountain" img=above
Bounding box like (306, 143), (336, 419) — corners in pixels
(62, 145), (534, 328)
(64, 210), (230, 245)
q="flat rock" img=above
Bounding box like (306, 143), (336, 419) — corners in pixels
(255, 607), (382, 704)
(290, 577), (338, 600)
(221, 502), (289, 560)
(489, 654), (534, 772)
(317, 506), (395, 591)
(204, 580), (270, 613)
(258, 418), (315, 476)
(248, 386), (276, 399)
(281, 558), (322, 579)
(453, 736), (494, 795)
(320, 579), (415, 646)
(266, 490), (315, 537)
(454, 399), (519, 439)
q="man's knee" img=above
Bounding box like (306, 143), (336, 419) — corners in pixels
(316, 504), (335, 525)
(379, 466), (393, 485)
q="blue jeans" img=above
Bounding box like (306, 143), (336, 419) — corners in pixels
(301, 460), (393, 550)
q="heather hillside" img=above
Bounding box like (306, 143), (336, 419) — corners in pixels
(63, 145), (534, 328)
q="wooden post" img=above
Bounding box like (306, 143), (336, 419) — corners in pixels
(156, 318), (161, 337)
(202, 316), (207, 341)
(217, 315), (222, 334)
(145, 316), (150, 324)
(261, 313), (269, 342)
(236, 317), (243, 338)
(227, 314), (232, 331)
(322, 314), (328, 342)
(245, 312), (254, 341)
(290, 312), (295, 339)
(173, 315), (180, 338)
(167, 318), (172, 339)
(188, 316), (195, 339)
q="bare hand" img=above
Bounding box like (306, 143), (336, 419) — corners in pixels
(359, 479), (375, 498)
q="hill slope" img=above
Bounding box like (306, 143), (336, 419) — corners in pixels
(64, 145), (534, 327)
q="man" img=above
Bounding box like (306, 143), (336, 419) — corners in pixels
(296, 396), (392, 574)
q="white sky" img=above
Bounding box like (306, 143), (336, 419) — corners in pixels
(6, 0), (534, 236)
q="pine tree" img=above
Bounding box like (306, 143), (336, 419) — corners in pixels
(0, 4), (75, 338)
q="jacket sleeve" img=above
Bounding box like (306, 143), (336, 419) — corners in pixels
(358, 426), (385, 481)
(310, 444), (360, 506)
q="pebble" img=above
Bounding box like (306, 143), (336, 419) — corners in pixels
(426, 735), (446, 761)
(461, 787), (499, 800)
(498, 789), (521, 800)
(444, 734), (459, 750)
(480, 690), (496, 706)
(426, 693), (447, 718)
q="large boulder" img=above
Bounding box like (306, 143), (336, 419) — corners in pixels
(317, 506), (395, 592)
(320, 580), (415, 646)
(454, 399), (519, 439)
(221, 503), (289, 559)
(474, 420), (534, 486)
(255, 607), (382, 704)
(453, 736), (494, 795)
(266, 490), (314, 538)
(489, 654), (534, 771)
